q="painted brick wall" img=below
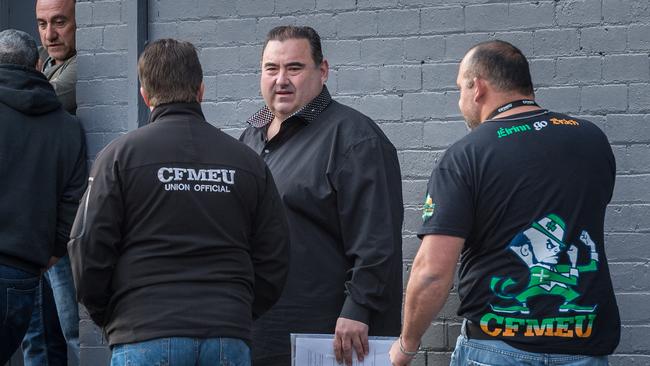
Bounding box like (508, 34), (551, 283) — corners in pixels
(75, 0), (127, 364)
(78, 1), (650, 365)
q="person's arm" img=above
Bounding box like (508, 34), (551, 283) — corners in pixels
(332, 137), (403, 366)
(390, 234), (464, 366)
(50, 56), (77, 114)
(54, 124), (87, 259)
(67, 146), (123, 326)
(250, 166), (290, 319)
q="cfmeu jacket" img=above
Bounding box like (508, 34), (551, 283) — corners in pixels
(0, 64), (86, 274)
(68, 103), (290, 346)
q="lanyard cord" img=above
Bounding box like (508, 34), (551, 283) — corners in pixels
(486, 99), (539, 120)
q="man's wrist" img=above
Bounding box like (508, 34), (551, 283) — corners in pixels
(399, 336), (420, 357)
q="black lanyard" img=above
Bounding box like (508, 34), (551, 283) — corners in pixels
(487, 99), (539, 120)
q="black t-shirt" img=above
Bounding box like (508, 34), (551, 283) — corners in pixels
(418, 109), (620, 355)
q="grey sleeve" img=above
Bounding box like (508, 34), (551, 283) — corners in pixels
(50, 56), (77, 114)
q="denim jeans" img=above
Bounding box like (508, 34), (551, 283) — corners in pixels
(451, 320), (609, 366)
(22, 255), (80, 365)
(21, 274), (67, 366)
(111, 337), (251, 366)
(0, 264), (40, 365)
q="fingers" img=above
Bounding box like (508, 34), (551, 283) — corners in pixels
(333, 335), (343, 364)
(343, 334), (354, 365)
(334, 317), (370, 365)
(333, 333), (354, 366)
(351, 333), (366, 363)
(362, 333), (369, 357)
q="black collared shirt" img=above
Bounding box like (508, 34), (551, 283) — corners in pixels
(240, 87), (404, 362)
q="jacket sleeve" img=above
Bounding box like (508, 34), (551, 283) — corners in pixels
(50, 56), (77, 114)
(332, 137), (404, 325)
(250, 165), (290, 319)
(68, 147), (123, 326)
(54, 125), (88, 258)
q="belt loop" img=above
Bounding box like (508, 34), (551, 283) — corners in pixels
(461, 318), (468, 339)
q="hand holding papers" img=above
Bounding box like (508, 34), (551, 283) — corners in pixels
(292, 334), (397, 366)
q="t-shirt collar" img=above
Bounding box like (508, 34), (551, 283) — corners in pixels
(247, 85), (332, 128)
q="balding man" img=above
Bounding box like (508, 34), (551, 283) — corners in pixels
(390, 40), (620, 366)
(21, 1), (80, 364)
(37, 0), (76, 114)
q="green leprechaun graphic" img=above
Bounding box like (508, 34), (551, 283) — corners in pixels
(489, 214), (599, 315)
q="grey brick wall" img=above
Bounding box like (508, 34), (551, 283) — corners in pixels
(78, 1), (650, 365)
(76, 0), (128, 364)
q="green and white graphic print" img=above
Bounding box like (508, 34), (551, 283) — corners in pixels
(479, 214), (601, 339)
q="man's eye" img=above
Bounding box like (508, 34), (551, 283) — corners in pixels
(55, 20), (66, 27)
(546, 239), (553, 249)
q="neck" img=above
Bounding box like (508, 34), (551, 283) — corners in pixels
(266, 116), (283, 141)
(481, 96), (540, 121)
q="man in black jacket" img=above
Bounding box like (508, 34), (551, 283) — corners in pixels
(0, 29), (86, 363)
(68, 38), (290, 366)
(240, 26), (404, 366)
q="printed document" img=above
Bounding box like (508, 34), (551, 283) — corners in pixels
(291, 333), (396, 366)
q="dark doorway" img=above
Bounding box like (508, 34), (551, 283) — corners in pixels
(0, 0), (39, 42)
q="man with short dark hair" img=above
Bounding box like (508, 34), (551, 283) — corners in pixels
(69, 38), (290, 366)
(390, 40), (620, 366)
(0, 28), (86, 364)
(240, 26), (404, 366)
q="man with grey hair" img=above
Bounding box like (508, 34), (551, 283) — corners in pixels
(36, 0), (77, 114)
(0, 29), (86, 364)
(20, 1), (81, 365)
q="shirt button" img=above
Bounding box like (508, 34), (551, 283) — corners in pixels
(264, 149), (270, 154)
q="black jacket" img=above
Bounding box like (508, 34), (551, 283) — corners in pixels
(0, 64), (86, 274)
(68, 103), (290, 346)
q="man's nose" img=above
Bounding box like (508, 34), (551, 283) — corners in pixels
(276, 69), (289, 86)
(45, 24), (58, 41)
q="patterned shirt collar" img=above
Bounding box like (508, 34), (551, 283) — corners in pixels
(247, 86), (332, 128)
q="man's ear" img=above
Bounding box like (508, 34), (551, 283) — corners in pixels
(140, 87), (151, 108)
(196, 81), (205, 103)
(319, 58), (329, 84)
(473, 77), (486, 103)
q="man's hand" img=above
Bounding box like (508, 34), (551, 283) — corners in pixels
(43, 256), (60, 272)
(389, 338), (416, 366)
(333, 317), (369, 365)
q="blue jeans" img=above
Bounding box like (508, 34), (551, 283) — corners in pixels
(110, 337), (251, 366)
(0, 264), (40, 365)
(21, 275), (67, 366)
(451, 321), (609, 366)
(22, 255), (80, 365)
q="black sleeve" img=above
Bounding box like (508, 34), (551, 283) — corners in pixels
(250, 165), (290, 319)
(68, 147), (123, 326)
(54, 126), (88, 257)
(333, 138), (403, 324)
(418, 165), (474, 239)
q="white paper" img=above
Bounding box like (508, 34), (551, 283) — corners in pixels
(291, 333), (396, 366)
